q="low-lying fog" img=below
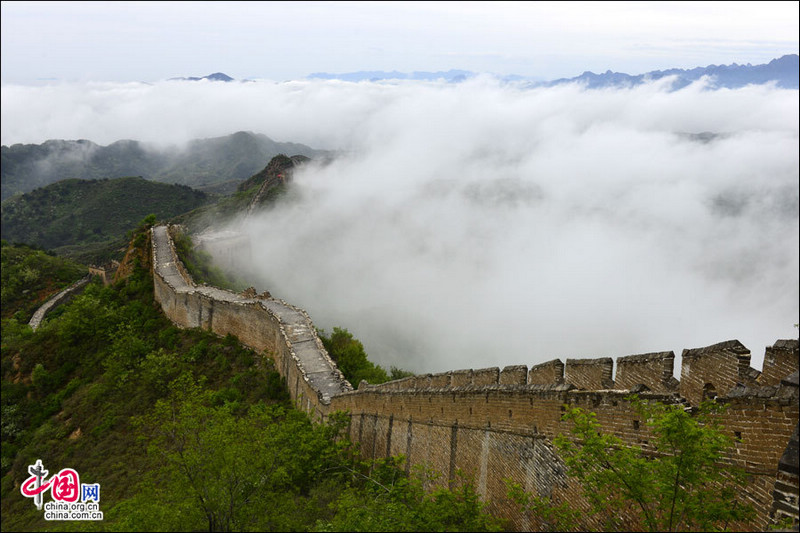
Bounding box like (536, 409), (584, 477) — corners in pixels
(3, 76), (798, 374)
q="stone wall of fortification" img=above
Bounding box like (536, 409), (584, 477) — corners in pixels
(151, 225), (351, 420)
(149, 225), (799, 530)
(28, 275), (92, 331)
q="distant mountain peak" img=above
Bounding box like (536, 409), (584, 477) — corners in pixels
(169, 72), (234, 82)
(543, 54), (798, 90)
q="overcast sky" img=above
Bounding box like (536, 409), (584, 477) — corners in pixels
(1, 1), (798, 84)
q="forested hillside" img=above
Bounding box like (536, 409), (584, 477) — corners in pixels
(0, 242), (86, 322)
(1, 177), (210, 263)
(1, 131), (327, 200)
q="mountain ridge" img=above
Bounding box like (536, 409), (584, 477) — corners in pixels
(1, 131), (327, 201)
(0, 176), (210, 261)
(304, 54), (799, 88)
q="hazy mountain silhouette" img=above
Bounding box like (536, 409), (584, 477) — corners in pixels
(308, 55), (799, 89)
(168, 72), (235, 82)
(1, 131), (327, 201)
(542, 54), (799, 89)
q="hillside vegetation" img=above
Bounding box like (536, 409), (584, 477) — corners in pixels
(0, 241), (87, 322)
(1, 131), (327, 200)
(1, 177), (210, 263)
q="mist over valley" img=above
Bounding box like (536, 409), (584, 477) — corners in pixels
(2, 63), (798, 376)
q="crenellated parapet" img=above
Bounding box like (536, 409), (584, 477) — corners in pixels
(347, 340), (799, 409)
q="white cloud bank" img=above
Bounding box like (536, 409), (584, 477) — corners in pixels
(2, 77), (798, 374)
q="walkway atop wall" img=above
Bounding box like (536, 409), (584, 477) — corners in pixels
(28, 275), (91, 331)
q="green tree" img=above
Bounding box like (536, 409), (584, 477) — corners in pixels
(316, 459), (504, 532)
(319, 327), (391, 385)
(122, 373), (351, 532)
(546, 397), (754, 532)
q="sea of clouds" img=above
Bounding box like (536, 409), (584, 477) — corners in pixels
(2, 76), (798, 374)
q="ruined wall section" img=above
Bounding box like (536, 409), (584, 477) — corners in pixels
(773, 417), (799, 525)
(720, 374), (800, 530)
(334, 373), (798, 530)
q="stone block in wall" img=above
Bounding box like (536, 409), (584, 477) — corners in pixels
(450, 369), (473, 387)
(564, 357), (614, 390)
(615, 351), (678, 393)
(528, 359), (564, 385)
(472, 367), (500, 387)
(500, 365), (528, 386)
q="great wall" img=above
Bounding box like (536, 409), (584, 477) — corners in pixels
(142, 222), (800, 530)
(29, 222), (798, 529)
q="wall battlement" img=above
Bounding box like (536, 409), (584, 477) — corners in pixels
(148, 225), (799, 530)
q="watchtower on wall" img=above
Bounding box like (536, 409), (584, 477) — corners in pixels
(88, 260), (119, 286)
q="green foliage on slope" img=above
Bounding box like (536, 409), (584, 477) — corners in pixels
(0, 240), (87, 321)
(318, 327), (413, 387)
(0, 177), (210, 262)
